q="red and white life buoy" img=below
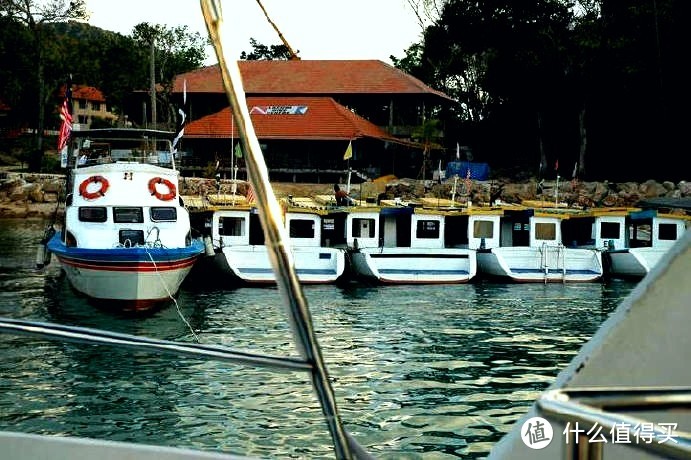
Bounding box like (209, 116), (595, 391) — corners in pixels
(148, 177), (177, 201)
(79, 175), (109, 200)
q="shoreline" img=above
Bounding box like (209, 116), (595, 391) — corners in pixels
(2, 175), (690, 219)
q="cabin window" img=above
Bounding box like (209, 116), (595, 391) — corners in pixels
(416, 220), (439, 239)
(600, 222), (620, 239)
(630, 224), (652, 247)
(535, 222), (557, 240)
(352, 218), (375, 238)
(473, 220), (494, 239)
(114, 207), (144, 223)
(150, 207), (177, 222)
(79, 206), (107, 223)
(119, 229), (144, 246)
(289, 219), (315, 238)
(218, 216), (244, 236)
(658, 223), (678, 241)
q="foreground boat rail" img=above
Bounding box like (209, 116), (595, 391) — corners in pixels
(0, 317), (372, 459)
(538, 387), (691, 459)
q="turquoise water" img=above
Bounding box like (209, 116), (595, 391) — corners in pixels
(0, 218), (638, 458)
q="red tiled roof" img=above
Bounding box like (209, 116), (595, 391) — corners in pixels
(72, 85), (106, 102)
(173, 60), (452, 100)
(184, 96), (401, 142)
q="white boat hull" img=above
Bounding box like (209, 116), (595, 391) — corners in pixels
(59, 259), (196, 308)
(349, 247), (476, 284)
(220, 245), (346, 284)
(607, 247), (666, 278)
(477, 246), (603, 282)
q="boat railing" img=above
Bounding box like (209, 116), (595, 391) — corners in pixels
(540, 242), (566, 281)
(537, 386), (691, 459)
(0, 317), (373, 459)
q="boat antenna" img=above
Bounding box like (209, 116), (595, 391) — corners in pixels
(200, 2), (356, 458)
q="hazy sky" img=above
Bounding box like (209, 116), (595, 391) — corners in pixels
(86, 0), (425, 65)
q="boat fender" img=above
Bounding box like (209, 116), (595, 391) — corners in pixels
(148, 177), (177, 201)
(203, 235), (215, 257)
(79, 176), (109, 200)
(35, 243), (51, 269)
(35, 225), (56, 269)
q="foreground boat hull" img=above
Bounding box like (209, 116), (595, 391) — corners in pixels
(477, 246), (603, 282)
(349, 248), (477, 284)
(220, 245), (346, 285)
(48, 233), (203, 311)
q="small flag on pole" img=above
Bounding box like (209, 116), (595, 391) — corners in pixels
(465, 166), (472, 194)
(234, 142), (243, 158)
(172, 79), (187, 152)
(57, 79), (72, 152)
(456, 142), (460, 160)
(246, 182), (255, 203)
(343, 140), (353, 160)
(554, 159), (559, 171)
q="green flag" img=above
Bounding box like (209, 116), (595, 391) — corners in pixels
(234, 143), (242, 158)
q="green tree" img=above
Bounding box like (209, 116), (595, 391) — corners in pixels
(240, 37), (294, 60)
(0, 0), (87, 170)
(132, 22), (207, 129)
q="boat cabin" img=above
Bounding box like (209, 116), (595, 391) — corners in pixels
(346, 207), (471, 250)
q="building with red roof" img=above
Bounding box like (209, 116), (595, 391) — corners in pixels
(169, 60), (455, 181)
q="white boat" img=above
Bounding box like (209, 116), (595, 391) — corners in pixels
(468, 205), (604, 282)
(45, 128), (204, 312)
(603, 209), (689, 278)
(0, 4), (370, 457)
(488, 230), (691, 459)
(199, 196), (347, 285)
(345, 199), (477, 284)
(559, 207), (690, 279)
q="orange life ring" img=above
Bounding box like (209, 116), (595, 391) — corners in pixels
(148, 177), (177, 201)
(79, 175), (109, 200)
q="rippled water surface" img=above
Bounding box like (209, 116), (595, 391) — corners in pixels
(0, 218), (638, 458)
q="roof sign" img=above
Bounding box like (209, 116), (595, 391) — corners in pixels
(250, 105), (308, 115)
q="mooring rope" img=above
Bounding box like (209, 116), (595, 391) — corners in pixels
(145, 248), (200, 343)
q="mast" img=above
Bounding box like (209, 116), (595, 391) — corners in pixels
(254, 0), (300, 60)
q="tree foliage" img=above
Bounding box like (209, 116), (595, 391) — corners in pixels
(0, 1), (207, 170)
(394, 0), (685, 181)
(240, 38), (294, 60)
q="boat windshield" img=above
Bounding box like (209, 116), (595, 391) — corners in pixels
(72, 129), (176, 169)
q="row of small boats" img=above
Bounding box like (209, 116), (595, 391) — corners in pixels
(190, 193), (689, 287)
(39, 128), (689, 314)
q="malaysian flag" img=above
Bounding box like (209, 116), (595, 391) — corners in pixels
(57, 79), (72, 152)
(246, 182), (255, 203)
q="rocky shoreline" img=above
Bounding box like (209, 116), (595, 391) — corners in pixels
(1, 172), (689, 219)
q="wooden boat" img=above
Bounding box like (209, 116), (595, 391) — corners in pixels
(44, 128), (204, 312)
(343, 197), (477, 284)
(467, 203), (604, 282)
(188, 193), (347, 285)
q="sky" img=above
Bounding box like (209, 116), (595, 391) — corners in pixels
(86, 0), (425, 65)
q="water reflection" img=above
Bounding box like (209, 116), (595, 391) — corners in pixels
(0, 218), (638, 458)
